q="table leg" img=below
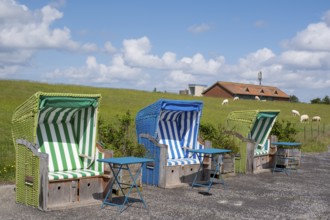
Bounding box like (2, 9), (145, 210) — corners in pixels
(101, 164), (126, 209)
(124, 163), (148, 209)
(191, 153), (226, 193)
(212, 154), (226, 190)
(191, 156), (204, 189)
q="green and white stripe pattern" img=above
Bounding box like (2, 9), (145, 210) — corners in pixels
(254, 139), (270, 156)
(74, 107), (97, 168)
(37, 106), (103, 181)
(250, 113), (277, 156)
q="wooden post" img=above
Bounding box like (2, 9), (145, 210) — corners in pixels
(246, 142), (254, 174)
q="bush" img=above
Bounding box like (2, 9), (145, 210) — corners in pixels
(199, 123), (239, 154)
(270, 120), (298, 142)
(98, 110), (146, 157)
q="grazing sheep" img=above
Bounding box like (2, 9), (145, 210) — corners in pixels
(312, 116), (321, 122)
(233, 97), (239, 101)
(292, 110), (300, 116)
(222, 99), (229, 105)
(300, 114), (309, 122)
(255, 96), (260, 101)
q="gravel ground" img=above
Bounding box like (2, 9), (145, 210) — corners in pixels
(1, 148), (329, 220)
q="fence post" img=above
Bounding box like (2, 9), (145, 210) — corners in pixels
(310, 124), (313, 138)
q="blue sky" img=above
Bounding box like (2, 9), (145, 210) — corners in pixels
(1, 0), (330, 102)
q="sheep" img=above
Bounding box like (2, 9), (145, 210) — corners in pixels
(292, 110), (300, 116)
(312, 116), (321, 122)
(300, 114), (309, 123)
(255, 96), (260, 101)
(222, 99), (229, 105)
(233, 97), (239, 101)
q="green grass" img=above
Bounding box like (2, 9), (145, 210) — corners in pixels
(1, 79), (329, 181)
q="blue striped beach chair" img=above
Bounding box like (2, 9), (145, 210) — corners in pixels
(135, 99), (207, 188)
(226, 110), (280, 173)
(12, 92), (113, 211)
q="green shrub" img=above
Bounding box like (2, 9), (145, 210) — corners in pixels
(199, 123), (239, 154)
(271, 120), (298, 142)
(98, 110), (146, 157)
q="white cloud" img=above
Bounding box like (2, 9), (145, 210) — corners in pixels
(280, 50), (330, 68)
(104, 41), (116, 53)
(178, 53), (224, 75)
(46, 55), (147, 87)
(0, 3), (79, 50)
(168, 70), (196, 83)
(122, 36), (163, 68)
(81, 43), (98, 52)
(188, 23), (211, 33)
(0, 0), (99, 77)
(283, 22), (330, 51)
(122, 36), (224, 75)
(254, 20), (268, 28)
(2, 1), (330, 102)
(322, 10), (330, 26)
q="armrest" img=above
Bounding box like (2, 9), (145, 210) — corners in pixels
(96, 142), (113, 158)
(16, 139), (48, 210)
(139, 133), (167, 149)
(223, 130), (255, 144)
(16, 139), (45, 157)
(139, 134), (167, 188)
(94, 142), (113, 173)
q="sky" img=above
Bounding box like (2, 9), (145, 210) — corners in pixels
(1, 0), (330, 103)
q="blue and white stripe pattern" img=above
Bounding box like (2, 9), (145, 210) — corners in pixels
(157, 110), (202, 166)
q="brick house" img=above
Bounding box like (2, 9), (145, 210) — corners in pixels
(202, 81), (290, 101)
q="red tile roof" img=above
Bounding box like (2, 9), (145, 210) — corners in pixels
(203, 81), (290, 98)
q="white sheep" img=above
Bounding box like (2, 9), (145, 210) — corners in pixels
(233, 97), (239, 101)
(312, 116), (321, 122)
(300, 114), (309, 122)
(255, 96), (260, 101)
(292, 110), (300, 116)
(222, 99), (229, 105)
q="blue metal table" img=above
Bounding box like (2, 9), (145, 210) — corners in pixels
(188, 148), (231, 193)
(98, 157), (154, 212)
(272, 142), (302, 175)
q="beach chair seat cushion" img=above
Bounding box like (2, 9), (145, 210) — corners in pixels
(48, 169), (102, 181)
(167, 158), (200, 166)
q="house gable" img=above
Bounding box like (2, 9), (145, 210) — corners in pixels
(203, 81), (290, 101)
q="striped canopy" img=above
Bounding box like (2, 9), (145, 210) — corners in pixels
(226, 110), (279, 173)
(227, 110), (280, 154)
(136, 99), (203, 165)
(12, 92), (104, 181)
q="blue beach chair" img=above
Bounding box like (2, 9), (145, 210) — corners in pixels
(135, 99), (207, 188)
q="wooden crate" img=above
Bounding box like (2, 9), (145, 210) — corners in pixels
(253, 155), (270, 172)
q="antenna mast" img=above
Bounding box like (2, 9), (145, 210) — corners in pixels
(258, 71), (262, 85)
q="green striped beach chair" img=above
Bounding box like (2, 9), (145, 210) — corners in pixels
(226, 110), (280, 173)
(12, 92), (112, 211)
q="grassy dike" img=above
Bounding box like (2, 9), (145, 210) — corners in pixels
(1, 79), (329, 181)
